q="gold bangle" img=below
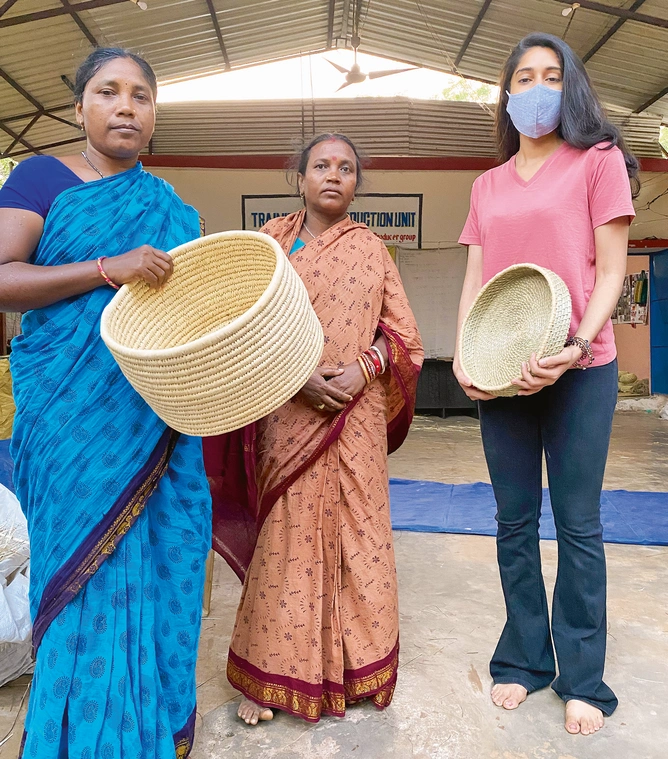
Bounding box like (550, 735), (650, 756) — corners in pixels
(361, 353), (376, 382)
(357, 356), (371, 384)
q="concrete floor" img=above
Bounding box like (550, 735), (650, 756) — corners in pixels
(1, 412), (667, 758)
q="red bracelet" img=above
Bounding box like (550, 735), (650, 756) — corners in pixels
(362, 352), (377, 382)
(96, 256), (120, 290)
(365, 349), (382, 375)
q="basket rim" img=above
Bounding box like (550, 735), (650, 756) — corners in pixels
(100, 230), (289, 360)
(458, 263), (567, 393)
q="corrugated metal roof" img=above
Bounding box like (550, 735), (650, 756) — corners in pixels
(1, 0), (667, 158)
(0, 16), (91, 109)
(145, 97), (663, 158)
(86, 0), (330, 82)
(360, 0), (668, 121)
(6, 97), (663, 160)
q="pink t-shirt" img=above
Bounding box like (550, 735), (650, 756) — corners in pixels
(459, 141), (635, 366)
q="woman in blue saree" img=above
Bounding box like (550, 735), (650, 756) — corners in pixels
(0, 49), (211, 758)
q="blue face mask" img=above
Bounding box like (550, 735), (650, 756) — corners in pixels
(506, 84), (562, 139)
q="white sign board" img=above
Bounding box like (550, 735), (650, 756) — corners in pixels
(396, 247), (468, 360)
(242, 194), (422, 247)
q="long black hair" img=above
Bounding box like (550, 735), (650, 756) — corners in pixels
(496, 33), (640, 196)
(290, 133), (365, 194)
(73, 47), (158, 104)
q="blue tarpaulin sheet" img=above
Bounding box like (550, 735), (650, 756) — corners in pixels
(389, 478), (668, 546)
(2, 442), (666, 545)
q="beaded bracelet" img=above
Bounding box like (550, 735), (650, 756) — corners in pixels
(565, 336), (594, 370)
(96, 256), (120, 290)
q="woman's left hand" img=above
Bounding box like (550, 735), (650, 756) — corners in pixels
(327, 361), (368, 399)
(511, 345), (583, 396)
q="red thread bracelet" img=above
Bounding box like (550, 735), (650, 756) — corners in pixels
(96, 257), (120, 290)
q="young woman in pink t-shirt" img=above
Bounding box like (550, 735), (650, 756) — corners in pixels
(455, 33), (638, 737)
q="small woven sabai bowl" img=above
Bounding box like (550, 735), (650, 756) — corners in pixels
(458, 263), (572, 397)
(101, 230), (324, 435)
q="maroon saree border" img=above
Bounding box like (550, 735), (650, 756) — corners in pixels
(32, 428), (179, 652)
(257, 395), (363, 531)
(227, 639), (399, 723)
(378, 323), (421, 454)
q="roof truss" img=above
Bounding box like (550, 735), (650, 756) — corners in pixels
(1, 0), (667, 157)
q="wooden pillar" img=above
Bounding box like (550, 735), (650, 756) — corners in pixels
(202, 549), (215, 617)
(0, 313), (6, 356)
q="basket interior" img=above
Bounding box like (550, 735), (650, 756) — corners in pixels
(106, 236), (277, 350)
(461, 268), (554, 389)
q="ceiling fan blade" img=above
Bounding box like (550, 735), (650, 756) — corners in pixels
(367, 67), (418, 80)
(325, 58), (350, 74)
(336, 80), (354, 92)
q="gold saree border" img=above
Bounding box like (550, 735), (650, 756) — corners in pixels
(227, 641), (399, 723)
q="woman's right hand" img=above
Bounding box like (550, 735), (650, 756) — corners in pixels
(102, 245), (174, 288)
(298, 367), (353, 412)
(453, 353), (495, 402)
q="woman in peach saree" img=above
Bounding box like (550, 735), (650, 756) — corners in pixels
(204, 133), (423, 725)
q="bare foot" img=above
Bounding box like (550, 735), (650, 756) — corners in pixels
(491, 683), (528, 710)
(565, 699), (604, 736)
(237, 696), (274, 726)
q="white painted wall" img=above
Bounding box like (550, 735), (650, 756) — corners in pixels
(145, 167), (479, 246)
(145, 166), (668, 244)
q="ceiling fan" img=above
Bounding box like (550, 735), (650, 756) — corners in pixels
(325, 0), (417, 91)
(326, 48), (418, 91)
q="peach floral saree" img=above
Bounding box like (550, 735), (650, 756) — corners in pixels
(205, 211), (423, 721)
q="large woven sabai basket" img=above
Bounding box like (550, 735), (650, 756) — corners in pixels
(100, 231), (324, 435)
(458, 263), (572, 397)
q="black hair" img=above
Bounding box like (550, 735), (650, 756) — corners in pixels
(496, 32), (640, 197)
(291, 133), (365, 192)
(74, 47), (158, 104)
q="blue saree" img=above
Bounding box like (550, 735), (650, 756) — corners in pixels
(10, 165), (212, 759)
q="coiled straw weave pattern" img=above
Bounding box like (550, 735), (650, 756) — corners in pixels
(458, 264), (572, 397)
(101, 231), (324, 435)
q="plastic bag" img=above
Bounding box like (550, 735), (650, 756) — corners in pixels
(0, 483), (28, 580)
(0, 483), (32, 686)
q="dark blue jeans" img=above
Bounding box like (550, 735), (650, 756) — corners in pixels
(478, 361), (618, 715)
